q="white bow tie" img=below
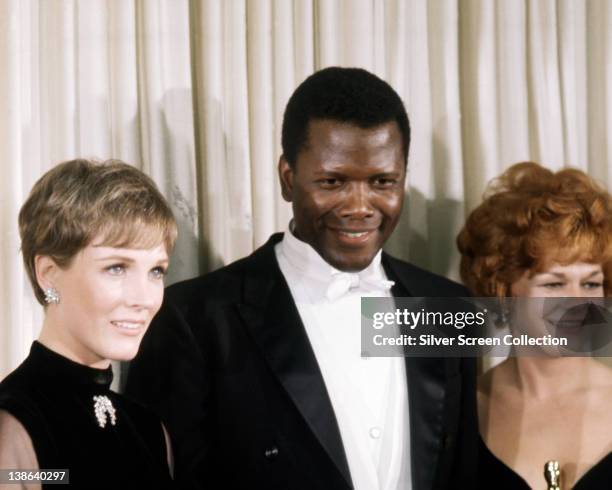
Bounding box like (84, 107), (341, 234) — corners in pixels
(325, 272), (395, 301)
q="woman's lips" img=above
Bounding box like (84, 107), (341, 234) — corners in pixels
(110, 320), (145, 335)
(546, 303), (593, 335)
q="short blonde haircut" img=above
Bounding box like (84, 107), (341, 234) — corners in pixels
(19, 159), (177, 305)
(457, 162), (612, 298)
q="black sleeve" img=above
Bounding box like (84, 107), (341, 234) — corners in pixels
(124, 297), (211, 490)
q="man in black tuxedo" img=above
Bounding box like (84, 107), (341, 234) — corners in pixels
(125, 67), (476, 490)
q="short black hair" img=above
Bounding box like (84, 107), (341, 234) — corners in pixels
(281, 67), (410, 167)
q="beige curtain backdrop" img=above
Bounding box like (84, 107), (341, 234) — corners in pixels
(1, 0), (612, 378)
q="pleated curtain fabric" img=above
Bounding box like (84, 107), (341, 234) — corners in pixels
(2, 0), (612, 377)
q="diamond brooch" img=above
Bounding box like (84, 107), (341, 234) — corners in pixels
(93, 395), (117, 428)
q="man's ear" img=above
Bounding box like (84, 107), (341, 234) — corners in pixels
(278, 156), (295, 202)
(35, 255), (60, 292)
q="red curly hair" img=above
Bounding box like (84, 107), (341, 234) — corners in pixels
(457, 162), (612, 297)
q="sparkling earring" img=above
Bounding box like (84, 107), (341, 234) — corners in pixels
(495, 307), (510, 328)
(495, 297), (513, 328)
(44, 287), (60, 305)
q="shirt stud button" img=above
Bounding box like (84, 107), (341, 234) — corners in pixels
(369, 427), (381, 439)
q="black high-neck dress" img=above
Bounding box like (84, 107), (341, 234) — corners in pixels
(0, 341), (173, 489)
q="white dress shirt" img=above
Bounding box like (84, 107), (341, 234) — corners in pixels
(275, 227), (411, 490)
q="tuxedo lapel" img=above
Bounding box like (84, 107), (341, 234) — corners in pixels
(236, 235), (352, 487)
(382, 253), (454, 490)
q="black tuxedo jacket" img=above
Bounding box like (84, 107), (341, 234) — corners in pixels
(125, 233), (477, 489)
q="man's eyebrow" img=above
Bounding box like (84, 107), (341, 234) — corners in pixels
(370, 171), (402, 177)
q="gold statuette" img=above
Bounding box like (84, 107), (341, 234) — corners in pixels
(544, 460), (561, 490)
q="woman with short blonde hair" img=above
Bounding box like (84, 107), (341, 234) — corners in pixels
(0, 159), (177, 489)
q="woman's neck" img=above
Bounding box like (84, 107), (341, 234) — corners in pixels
(505, 356), (593, 400)
(38, 315), (110, 369)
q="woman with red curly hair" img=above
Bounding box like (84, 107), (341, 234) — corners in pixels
(458, 162), (612, 489)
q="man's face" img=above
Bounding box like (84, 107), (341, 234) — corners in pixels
(279, 119), (406, 272)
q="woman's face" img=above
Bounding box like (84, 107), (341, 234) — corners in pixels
(509, 262), (605, 350)
(43, 239), (168, 367)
